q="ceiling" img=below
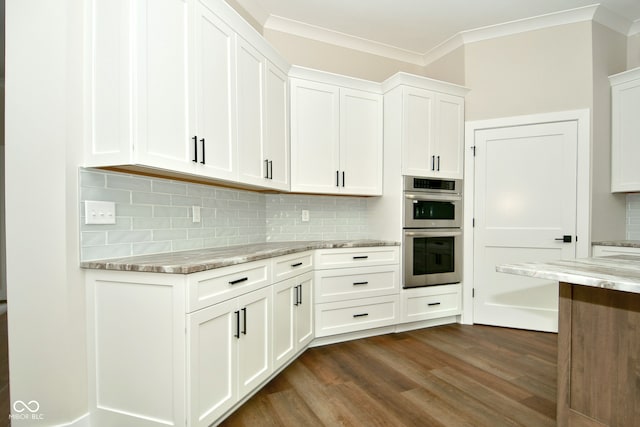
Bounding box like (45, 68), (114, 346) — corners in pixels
(234, 0), (640, 64)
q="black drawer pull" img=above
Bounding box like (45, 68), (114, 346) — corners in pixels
(353, 256), (369, 260)
(353, 281), (369, 286)
(229, 277), (248, 285)
(353, 313), (369, 318)
(291, 262), (303, 267)
(428, 302), (441, 307)
(241, 307), (247, 335)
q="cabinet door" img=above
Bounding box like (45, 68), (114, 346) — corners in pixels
(339, 89), (383, 195)
(401, 87), (435, 177)
(135, 0), (192, 172)
(272, 278), (296, 371)
(295, 274), (314, 349)
(264, 62), (290, 191)
(434, 93), (464, 179)
(236, 37), (266, 187)
(290, 79), (340, 194)
(237, 287), (272, 396)
(187, 298), (238, 427)
(611, 77), (640, 192)
(193, 0), (237, 180)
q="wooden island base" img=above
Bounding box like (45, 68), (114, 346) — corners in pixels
(558, 282), (640, 426)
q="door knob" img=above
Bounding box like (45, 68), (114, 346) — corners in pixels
(555, 235), (572, 243)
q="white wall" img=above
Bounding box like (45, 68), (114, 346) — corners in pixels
(5, 0), (87, 424)
(263, 29), (425, 82)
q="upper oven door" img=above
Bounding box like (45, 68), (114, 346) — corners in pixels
(404, 192), (462, 228)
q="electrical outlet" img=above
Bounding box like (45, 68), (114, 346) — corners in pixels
(84, 201), (116, 225)
(301, 210), (310, 222)
(192, 206), (201, 223)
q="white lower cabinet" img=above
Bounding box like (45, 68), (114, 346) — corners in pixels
(314, 247), (400, 338)
(272, 272), (313, 370)
(400, 284), (461, 324)
(188, 285), (273, 427)
(87, 245), (462, 426)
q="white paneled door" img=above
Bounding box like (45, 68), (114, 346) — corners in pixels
(473, 121), (578, 332)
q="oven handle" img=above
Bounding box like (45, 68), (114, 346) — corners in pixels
(404, 193), (462, 202)
(404, 230), (462, 238)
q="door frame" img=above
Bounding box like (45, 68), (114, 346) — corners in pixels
(462, 109), (591, 324)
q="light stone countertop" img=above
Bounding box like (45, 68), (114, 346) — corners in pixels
(496, 255), (640, 295)
(80, 240), (400, 274)
(591, 240), (640, 248)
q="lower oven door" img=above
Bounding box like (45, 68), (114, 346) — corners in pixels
(403, 229), (462, 288)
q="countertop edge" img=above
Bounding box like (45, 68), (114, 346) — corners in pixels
(80, 240), (400, 274)
(496, 256), (640, 295)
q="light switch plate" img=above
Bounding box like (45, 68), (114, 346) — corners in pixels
(85, 201), (116, 225)
(301, 210), (310, 222)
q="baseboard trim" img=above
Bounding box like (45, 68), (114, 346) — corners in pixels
(52, 412), (91, 427)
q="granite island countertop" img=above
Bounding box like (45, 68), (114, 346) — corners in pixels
(80, 240), (400, 274)
(497, 255), (640, 295)
(592, 240), (640, 248)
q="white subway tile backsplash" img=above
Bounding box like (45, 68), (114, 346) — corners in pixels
(79, 168), (371, 261)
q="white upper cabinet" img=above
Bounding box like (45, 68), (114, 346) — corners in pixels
(290, 68), (383, 196)
(339, 89), (384, 195)
(610, 67), (640, 192)
(384, 73), (468, 179)
(236, 39), (290, 191)
(193, 1), (236, 180)
(290, 79), (341, 194)
(84, 0), (289, 189)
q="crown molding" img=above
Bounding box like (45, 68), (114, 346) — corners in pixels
(254, 3), (636, 68)
(229, 0), (270, 26)
(264, 15), (426, 66)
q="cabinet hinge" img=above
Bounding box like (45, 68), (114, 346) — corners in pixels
(471, 146), (476, 157)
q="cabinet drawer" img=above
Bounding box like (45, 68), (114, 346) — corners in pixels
(401, 284), (461, 323)
(315, 295), (399, 337)
(315, 265), (399, 303)
(187, 260), (271, 312)
(314, 247), (399, 269)
(272, 251), (313, 283)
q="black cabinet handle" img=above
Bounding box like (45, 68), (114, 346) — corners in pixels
(269, 160), (273, 179)
(336, 170), (339, 187)
(264, 159), (269, 178)
(294, 286), (299, 306)
(437, 155), (440, 171)
(192, 136), (198, 163)
(353, 256), (368, 260)
(431, 155), (435, 171)
(234, 310), (240, 339)
(298, 284), (302, 305)
(428, 302), (441, 307)
(200, 138), (205, 164)
(353, 313), (369, 318)
(228, 277), (248, 285)
(342, 171), (345, 187)
(241, 307), (247, 335)
(291, 262), (303, 268)
(353, 281), (368, 286)
(555, 235), (572, 243)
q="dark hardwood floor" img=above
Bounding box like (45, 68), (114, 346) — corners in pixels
(222, 324), (557, 427)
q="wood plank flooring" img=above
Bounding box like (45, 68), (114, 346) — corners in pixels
(221, 324), (557, 427)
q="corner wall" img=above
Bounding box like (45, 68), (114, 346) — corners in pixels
(5, 0), (88, 423)
(628, 32), (640, 69)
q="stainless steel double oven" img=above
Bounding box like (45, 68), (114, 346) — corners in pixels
(403, 176), (462, 288)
